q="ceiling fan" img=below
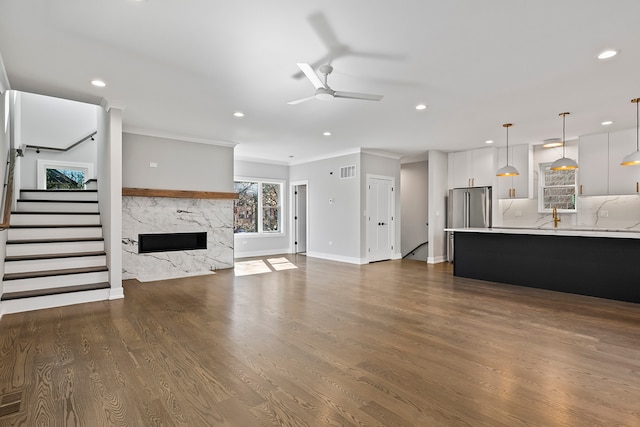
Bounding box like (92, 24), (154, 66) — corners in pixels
(288, 63), (384, 105)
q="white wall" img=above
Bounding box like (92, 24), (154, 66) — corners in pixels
(427, 151), (448, 263)
(361, 152), (402, 260)
(97, 105), (123, 299)
(401, 160), (429, 260)
(290, 153), (362, 264)
(122, 133), (233, 192)
(234, 159), (290, 258)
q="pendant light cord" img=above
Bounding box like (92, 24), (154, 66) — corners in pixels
(636, 98), (639, 151)
(506, 125), (510, 166)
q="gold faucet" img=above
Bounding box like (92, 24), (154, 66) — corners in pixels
(552, 207), (561, 228)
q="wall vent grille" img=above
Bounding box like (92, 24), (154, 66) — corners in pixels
(340, 165), (356, 179)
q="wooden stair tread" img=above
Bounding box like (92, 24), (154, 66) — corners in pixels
(5, 251), (106, 262)
(9, 224), (102, 229)
(7, 237), (104, 244)
(1, 282), (110, 300)
(20, 189), (97, 193)
(3, 266), (108, 281)
(17, 199), (98, 203)
(11, 211), (100, 215)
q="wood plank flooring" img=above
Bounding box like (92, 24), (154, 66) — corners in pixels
(1, 255), (640, 426)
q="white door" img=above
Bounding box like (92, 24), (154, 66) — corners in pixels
(367, 176), (394, 262)
(293, 184), (307, 253)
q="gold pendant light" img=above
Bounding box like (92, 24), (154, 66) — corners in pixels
(550, 112), (578, 170)
(621, 98), (640, 166)
(496, 123), (519, 176)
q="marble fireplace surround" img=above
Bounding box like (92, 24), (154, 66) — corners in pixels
(122, 188), (237, 282)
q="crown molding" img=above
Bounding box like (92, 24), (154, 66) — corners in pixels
(123, 127), (237, 148)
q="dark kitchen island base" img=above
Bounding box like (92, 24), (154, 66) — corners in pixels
(454, 231), (640, 304)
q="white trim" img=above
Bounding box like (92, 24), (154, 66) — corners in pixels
(234, 248), (292, 259)
(290, 180), (309, 255)
(124, 128), (237, 148)
(234, 177), (285, 235)
(109, 288), (124, 300)
(235, 156), (290, 166)
(305, 251), (368, 265)
(37, 159), (94, 190)
(366, 174), (396, 263)
(392, 251), (402, 260)
(427, 256), (448, 264)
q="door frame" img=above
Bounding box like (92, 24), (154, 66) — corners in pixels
(290, 180), (309, 254)
(366, 174), (396, 263)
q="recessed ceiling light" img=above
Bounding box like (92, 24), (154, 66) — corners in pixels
(233, 111), (244, 117)
(323, 131), (332, 136)
(601, 120), (614, 126)
(543, 138), (563, 148)
(91, 79), (106, 87)
(415, 104), (428, 110)
(485, 140), (494, 144)
(597, 49), (620, 60)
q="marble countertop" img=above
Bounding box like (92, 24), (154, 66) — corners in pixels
(444, 226), (640, 239)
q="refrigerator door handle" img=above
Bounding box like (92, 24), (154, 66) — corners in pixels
(464, 191), (470, 228)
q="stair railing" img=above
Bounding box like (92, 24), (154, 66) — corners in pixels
(0, 148), (17, 231)
(24, 130), (97, 153)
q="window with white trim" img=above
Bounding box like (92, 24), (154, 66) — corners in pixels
(538, 162), (577, 212)
(234, 180), (283, 234)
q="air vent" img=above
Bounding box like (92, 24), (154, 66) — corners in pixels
(340, 165), (356, 179)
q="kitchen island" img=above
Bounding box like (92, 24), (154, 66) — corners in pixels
(445, 227), (640, 304)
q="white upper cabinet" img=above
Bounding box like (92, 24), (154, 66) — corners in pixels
(497, 144), (532, 199)
(608, 129), (640, 195)
(578, 133), (609, 196)
(448, 147), (496, 188)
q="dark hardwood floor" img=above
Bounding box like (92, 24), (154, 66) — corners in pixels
(1, 255), (639, 426)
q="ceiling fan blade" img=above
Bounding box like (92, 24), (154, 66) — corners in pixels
(288, 95), (317, 105)
(292, 54), (332, 79)
(334, 91), (383, 101)
(297, 63), (325, 89)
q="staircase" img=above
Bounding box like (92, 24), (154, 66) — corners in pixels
(1, 189), (111, 313)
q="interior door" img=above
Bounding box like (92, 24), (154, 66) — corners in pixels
(294, 184), (307, 253)
(368, 177), (394, 262)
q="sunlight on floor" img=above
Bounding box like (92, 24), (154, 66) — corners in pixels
(234, 257), (298, 276)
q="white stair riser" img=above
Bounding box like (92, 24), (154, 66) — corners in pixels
(8, 227), (103, 240)
(6, 241), (105, 257)
(0, 289), (110, 316)
(3, 271), (109, 293)
(19, 191), (98, 201)
(10, 214), (100, 226)
(16, 201), (99, 213)
(4, 255), (106, 274)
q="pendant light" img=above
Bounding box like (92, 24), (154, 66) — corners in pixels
(496, 123), (519, 176)
(621, 98), (640, 166)
(550, 112), (578, 170)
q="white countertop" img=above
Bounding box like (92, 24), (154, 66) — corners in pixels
(444, 227), (640, 239)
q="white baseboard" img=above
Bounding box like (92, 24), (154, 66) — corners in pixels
(427, 256), (448, 264)
(109, 288), (125, 299)
(234, 248), (291, 259)
(305, 251), (368, 265)
(0, 289), (111, 316)
(392, 252), (402, 260)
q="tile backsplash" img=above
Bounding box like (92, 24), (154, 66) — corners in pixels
(499, 195), (640, 231)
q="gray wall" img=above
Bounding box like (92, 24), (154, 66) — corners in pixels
(234, 159), (290, 257)
(401, 160), (428, 260)
(122, 133), (233, 192)
(290, 153), (362, 263)
(360, 152), (402, 260)
(427, 150), (448, 263)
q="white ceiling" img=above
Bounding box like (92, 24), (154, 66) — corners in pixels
(1, 0), (640, 164)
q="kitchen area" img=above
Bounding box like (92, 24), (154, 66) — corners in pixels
(445, 104), (640, 304)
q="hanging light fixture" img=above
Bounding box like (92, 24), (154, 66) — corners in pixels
(621, 98), (640, 166)
(550, 112), (578, 170)
(496, 123), (519, 176)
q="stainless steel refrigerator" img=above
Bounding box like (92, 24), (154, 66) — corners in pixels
(447, 186), (492, 261)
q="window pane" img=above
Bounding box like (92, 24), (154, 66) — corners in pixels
(46, 168), (85, 189)
(263, 207), (279, 232)
(234, 181), (258, 233)
(262, 183), (279, 207)
(543, 187), (575, 210)
(544, 167), (575, 186)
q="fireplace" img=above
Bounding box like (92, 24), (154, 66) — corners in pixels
(138, 232), (207, 254)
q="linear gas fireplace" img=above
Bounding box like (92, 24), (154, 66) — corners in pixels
(138, 232), (207, 254)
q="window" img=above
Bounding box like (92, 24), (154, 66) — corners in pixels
(234, 180), (282, 234)
(538, 162), (577, 212)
